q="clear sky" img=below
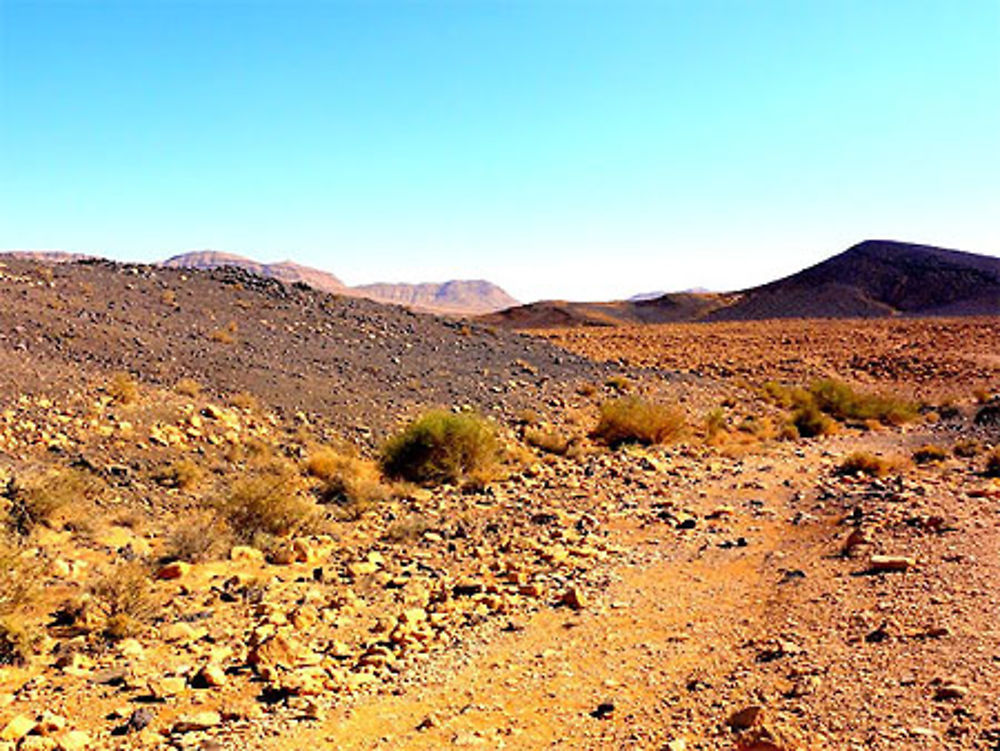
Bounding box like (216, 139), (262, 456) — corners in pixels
(2, 1), (998, 302)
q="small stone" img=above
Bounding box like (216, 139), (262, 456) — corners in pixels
(155, 561), (190, 580)
(934, 683), (968, 701)
(869, 555), (914, 573)
(590, 701), (614, 719)
(667, 740), (687, 751)
(172, 711), (221, 733)
(53, 730), (90, 751)
(728, 705), (765, 730)
(126, 708), (155, 734)
(0, 714), (36, 741)
(194, 663), (227, 688)
(561, 587), (586, 611)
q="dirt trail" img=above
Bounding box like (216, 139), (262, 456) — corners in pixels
(275, 458), (831, 751)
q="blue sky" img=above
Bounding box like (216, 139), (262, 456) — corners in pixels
(2, 1), (998, 302)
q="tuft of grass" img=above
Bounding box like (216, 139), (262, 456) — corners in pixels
(154, 459), (203, 490)
(109, 372), (139, 405)
(592, 397), (685, 447)
(836, 451), (894, 477)
(91, 563), (158, 640)
(604, 375), (631, 393)
(0, 543), (37, 617)
(214, 461), (318, 543)
(230, 392), (259, 412)
(912, 444), (949, 465)
(307, 448), (390, 517)
(523, 427), (573, 456)
(381, 410), (500, 486)
(985, 449), (1000, 478)
(3, 468), (102, 536)
(174, 378), (202, 397)
(164, 512), (231, 563)
(704, 408), (727, 442)
(790, 402), (837, 438)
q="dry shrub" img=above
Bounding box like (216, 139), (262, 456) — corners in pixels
(704, 408), (727, 442)
(109, 372), (139, 405)
(91, 563), (158, 640)
(0, 618), (34, 666)
(174, 378), (202, 397)
(985, 449), (1000, 478)
(0, 543), (37, 617)
(3, 468), (102, 535)
(952, 439), (981, 458)
(912, 444), (949, 465)
(576, 383), (598, 398)
(165, 511), (231, 563)
(384, 514), (435, 543)
(307, 448), (389, 517)
(790, 403), (837, 438)
(604, 375), (631, 393)
(380, 410), (500, 485)
(524, 427), (573, 456)
(154, 459), (203, 490)
(209, 328), (236, 344)
(230, 392), (259, 412)
(837, 452), (894, 477)
(214, 461), (318, 543)
(592, 397), (685, 447)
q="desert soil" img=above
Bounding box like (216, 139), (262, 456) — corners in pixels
(0, 260), (998, 750)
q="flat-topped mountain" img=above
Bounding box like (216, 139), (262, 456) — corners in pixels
(484, 240), (1000, 327)
(354, 279), (517, 315)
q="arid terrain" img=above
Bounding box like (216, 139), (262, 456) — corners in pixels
(0, 258), (998, 750)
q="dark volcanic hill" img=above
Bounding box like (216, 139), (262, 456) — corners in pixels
(484, 240), (1000, 327)
(708, 240), (1000, 321)
(0, 258), (604, 441)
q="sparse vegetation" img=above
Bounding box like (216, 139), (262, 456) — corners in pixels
(837, 451), (894, 477)
(704, 408), (727, 442)
(592, 397), (685, 447)
(3, 468), (102, 535)
(108, 372), (139, 404)
(307, 447), (390, 516)
(214, 460), (318, 543)
(165, 512), (231, 563)
(763, 378), (916, 437)
(174, 377), (202, 397)
(381, 410), (500, 485)
(912, 444), (949, 465)
(0, 619), (34, 666)
(524, 426), (573, 456)
(0, 543), (36, 617)
(91, 563), (158, 640)
(154, 458), (203, 490)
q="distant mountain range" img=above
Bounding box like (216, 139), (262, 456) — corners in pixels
(2, 250), (518, 316)
(482, 240), (1000, 327)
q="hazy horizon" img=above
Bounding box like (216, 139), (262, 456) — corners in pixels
(2, 1), (998, 302)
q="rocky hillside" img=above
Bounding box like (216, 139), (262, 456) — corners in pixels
(484, 240), (1000, 327)
(0, 257), (601, 441)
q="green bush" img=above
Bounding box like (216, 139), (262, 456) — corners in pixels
(380, 410), (500, 485)
(592, 397), (685, 447)
(809, 379), (917, 425)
